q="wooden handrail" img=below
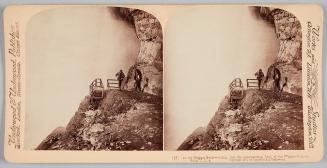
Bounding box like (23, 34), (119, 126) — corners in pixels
(107, 78), (120, 89)
(246, 79), (259, 88)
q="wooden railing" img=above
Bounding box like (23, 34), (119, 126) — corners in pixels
(229, 78), (243, 90)
(89, 78), (104, 99)
(107, 79), (119, 89)
(246, 79), (259, 88)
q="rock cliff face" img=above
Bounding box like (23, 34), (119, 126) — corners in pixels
(253, 7), (302, 63)
(114, 8), (163, 96)
(37, 90), (163, 150)
(272, 9), (302, 63)
(257, 7), (302, 95)
(264, 62), (302, 95)
(178, 8), (304, 150)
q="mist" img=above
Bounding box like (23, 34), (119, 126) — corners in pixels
(25, 6), (140, 149)
(164, 6), (279, 150)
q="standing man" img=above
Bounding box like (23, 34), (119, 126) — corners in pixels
(134, 67), (142, 92)
(115, 69), (125, 90)
(142, 78), (149, 92)
(273, 67), (281, 92)
(255, 69), (265, 90)
(281, 77), (288, 92)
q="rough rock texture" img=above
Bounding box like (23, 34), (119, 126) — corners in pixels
(36, 90), (163, 150)
(133, 11), (163, 65)
(254, 7), (302, 95)
(122, 64), (163, 96)
(115, 8), (163, 96)
(178, 89), (303, 150)
(254, 7), (302, 63)
(272, 9), (302, 63)
(263, 62), (302, 96)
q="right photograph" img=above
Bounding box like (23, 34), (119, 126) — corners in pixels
(164, 6), (303, 150)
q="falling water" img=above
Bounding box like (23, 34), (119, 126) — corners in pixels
(25, 6), (140, 149)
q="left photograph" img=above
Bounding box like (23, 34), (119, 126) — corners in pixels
(25, 6), (163, 150)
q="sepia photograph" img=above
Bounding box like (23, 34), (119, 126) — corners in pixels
(165, 6), (303, 151)
(3, 4), (324, 163)
(24, 6), (163, 150)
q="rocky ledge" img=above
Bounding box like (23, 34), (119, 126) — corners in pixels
(178, 89), (303, 150)
(37, 90), (163, 150)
